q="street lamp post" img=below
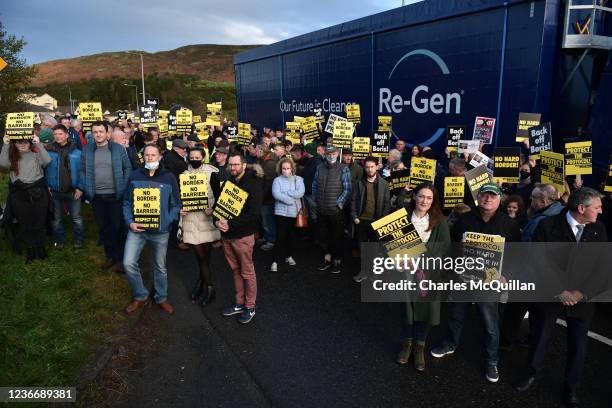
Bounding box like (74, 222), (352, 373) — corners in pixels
(126, 51), (146, 105)
(123, 83), (139, 114)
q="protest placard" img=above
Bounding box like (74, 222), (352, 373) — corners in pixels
(192, 115), (202, 123)
(493, 147), (521, 184)
(314, 107), (325, 123)
(176, 108), (192, 133)
(462, 232), (505, 282)
(285, 121), (302, 145)
(5, 112), (34, 140)
(346, 103), (361, 124)
(206, 103), (222, 126)
(179, 172), (209, 211)
(371, 207), (427, 259)
(145, 98), (159, 112)
(332, 120), (354, 149)
(443, 177), (465, 209)
(226, 125), (238, 142)
(324, 113), (347, 134)
(371, 131), (390, 158)
(528, 122), (552, 158)
(409, 157), (436, 189)
(447, 125), (466, 152)
(139, 104), (157, 124)
(516, 112), (541, 142)
(473, 116), (496, 144)
(565, 141), (592, 175)
(213, 180), (249, 220)
(133, 187), (161, 230)
(378, 116), (392, 132)
(79, 102), (103, 133)
(168, 112), (177, 132)
(386, 169), (410, 194)
(194, 122), (208, 141)
(540, 151), (565, 193)
(469, 151), (491, 169)
(458, 139), (480, 155)
(352, 137), (371, 160)
(605, 163), (612, 193)
(465, 165), (493, 205)
(301, 116), (319, 143)
(237, 122), (251, 145)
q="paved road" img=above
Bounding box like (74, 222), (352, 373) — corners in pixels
(116, 239), (612, 408)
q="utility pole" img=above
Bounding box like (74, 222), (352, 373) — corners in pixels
(126, 51), (146, 105)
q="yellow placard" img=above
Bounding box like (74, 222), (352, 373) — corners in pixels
(352, 137), (371, 159)
(300, 116), (318, 143)
(133, 187), (161, 229)
(540, 151), (565, 193)
(180, 172), (209, 211)
(378, 116), (392, 132)
(192, 115), (202, 123)
(79, 102), (103, 133)
(194, 122), (208, 141)
(565, 141), (592, 175)
(346, 103), (361, 124)
(444, 177), (465, 209)
(409, 157), (436, 189)
(213, 180), (249, 220)
(332, 120), (354, 149)
(5, 112), (34, 140)
(206, 103), (222, 126)
(371, 207), (427, 258)
(604, 163), (612, 193)
(176, 108), (193, 133)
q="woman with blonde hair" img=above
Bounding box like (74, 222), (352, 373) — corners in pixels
(270, 157), (305, 272)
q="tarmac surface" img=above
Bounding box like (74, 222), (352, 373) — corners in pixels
(115, 238), (612, 408)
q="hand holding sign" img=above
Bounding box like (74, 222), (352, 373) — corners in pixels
(130, 222), (146, 233)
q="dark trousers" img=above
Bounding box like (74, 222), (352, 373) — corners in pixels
(500, 302), (533, 346)
(273, 215), (296, 262)
(317, 210), (344, 260)
(527, 304), (591, 393)
(355, 220), (377, 243)
(91, 194), (126, 262)
(10, 186), (49, 248)
(445, 302), (499, 366)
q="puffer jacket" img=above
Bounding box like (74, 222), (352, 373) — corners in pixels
(179, 164), (221, 244)
(272, 175), (305, 218)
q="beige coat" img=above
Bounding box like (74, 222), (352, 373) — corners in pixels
(179, 164), (221, 245)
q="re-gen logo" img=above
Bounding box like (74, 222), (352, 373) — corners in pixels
(379, 49), (463, 145)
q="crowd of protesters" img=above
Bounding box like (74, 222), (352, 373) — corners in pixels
(1, 110), (612, 408)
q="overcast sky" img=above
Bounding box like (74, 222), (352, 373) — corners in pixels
(3, 0), (423, 65)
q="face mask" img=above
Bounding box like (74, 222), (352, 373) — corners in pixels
(144, 161), (159, 170)
(282, 168), (292, 177)
(520, 171), (530, 180)
(189, 160), (202, 169)
(326, 155), (337, 164)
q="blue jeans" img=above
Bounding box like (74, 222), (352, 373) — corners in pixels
(51, 191), (84, 244)
(445, 302), (499, 366)
(123, 230), (170, 304)
(91, 194), (126, 262)
(260, 204), (277, 243)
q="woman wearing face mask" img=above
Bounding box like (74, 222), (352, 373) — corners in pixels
(396, 183), (450, 372)
(270, 157), (305, 272)
(0, 135), (52, 262)
(179, 148), (221, 306)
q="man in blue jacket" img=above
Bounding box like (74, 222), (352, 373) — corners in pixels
(45, 124), (83, 249)
(80, 121), (132, 272)
(122, 144), (180, 315)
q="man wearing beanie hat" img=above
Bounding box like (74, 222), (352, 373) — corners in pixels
(430, 182), (520, 384)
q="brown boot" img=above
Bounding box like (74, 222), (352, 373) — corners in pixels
(414, 341), (426, 372)
(101, 259), (117, 269)
(158, 301), (174, 314)
(125, 299), (148, 315)
(396, 338), (413, 365)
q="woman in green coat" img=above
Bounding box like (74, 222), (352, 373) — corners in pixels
(396, 182), (451, 371)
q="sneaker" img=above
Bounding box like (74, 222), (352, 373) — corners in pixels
(285, 256), (296, 266)
(430, 344), (455, 358)
(317, 260), (332, 271)
(485, 365), (499, 383)
(331, 260), (341, 274)
(238, 308), (256, 324)
(260, 242), (274, 251)
(222, 303), (245, 316)
(270, 262), (278, 272)
(54, 242), (64, 250)
(352, 272), (367, 283)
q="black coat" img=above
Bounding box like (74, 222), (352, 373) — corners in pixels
(162, 149), (188, 181)
(216, 169), (263, 240)
(350, 174), (390, 222)
(533, 209), (609, 319)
